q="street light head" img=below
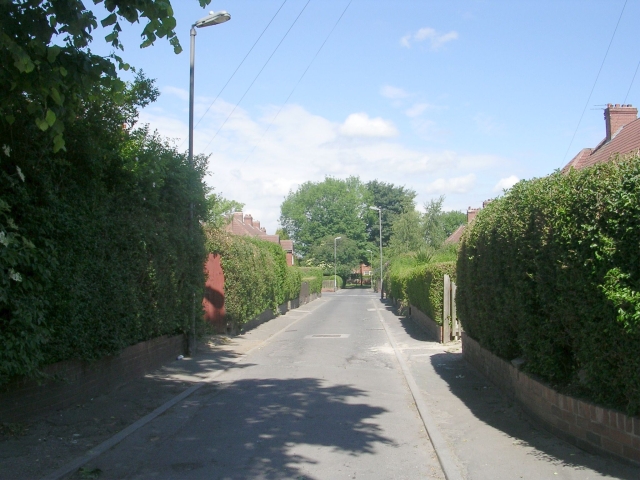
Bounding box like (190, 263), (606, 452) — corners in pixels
(369, 206), (380, 211)
(335, 236), (342, 240)
(194, 10), (231, 28)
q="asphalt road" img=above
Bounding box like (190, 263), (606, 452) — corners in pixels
(64, 289), (640, 480)
(75, 290), (444, 479)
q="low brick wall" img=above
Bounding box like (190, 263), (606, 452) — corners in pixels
(241, 291), (322, 333)
(0, 335), (185, 423)
(462, 332), (640, 465)
(409, 304), (442, 343)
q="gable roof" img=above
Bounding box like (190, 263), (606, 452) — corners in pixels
(562, 105), (640, 172)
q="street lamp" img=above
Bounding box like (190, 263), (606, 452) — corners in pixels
(366, 249), (373, 289)
(369, 206), (383, 299)
(188, 10), (230, 356)
(334, 236), (342, 292)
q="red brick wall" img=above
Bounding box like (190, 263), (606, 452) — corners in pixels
(203, 253), (225, 330)
(462, 333), (640, 465)
(0, 335), (185, 423)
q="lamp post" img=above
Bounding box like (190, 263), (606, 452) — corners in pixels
(366, 249), (373, 289)
(334, 236), (342, 292)
(369, 206), (383, 299)
(188, 10), (230, 356)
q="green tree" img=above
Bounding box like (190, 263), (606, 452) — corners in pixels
(365, 180), (416, 247)
(279, 176), (370, 256)
(388, 210), (425, 256)
(1, 0), (210, 152)
(205, 192), (244, 229)
(423, 196), (465, 248)
(307, 235), (360, 285)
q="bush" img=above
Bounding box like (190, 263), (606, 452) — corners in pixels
(323, 275), (344, 289)
(457, 156), (640, 414)
(298, 267), (323, 294)
(205, 229), (302, 327)
(385, 255), (455, 324)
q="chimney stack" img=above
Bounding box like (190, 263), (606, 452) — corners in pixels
(244, 214), (253, 226)
(467, 207), (480, 223)
(605, 104), (637, 141)
(253, 220), (260, 230)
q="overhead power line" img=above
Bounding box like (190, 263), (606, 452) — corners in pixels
(623, 59), (640, 104)
(179, 0), (288, 149)
(202, 0), (312, 154)
(242, 0), (353, 165)
(562, 0), (627, 162)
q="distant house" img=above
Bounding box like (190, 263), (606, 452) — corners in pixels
(444, 202), (490, 244)
(225, 212), (295, 266)
(563, 103), (640, 172)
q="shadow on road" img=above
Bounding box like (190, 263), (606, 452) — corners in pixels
(94, 377), (394, 479)
(429, 352), (640, 479)
(0, 337), (256, 480)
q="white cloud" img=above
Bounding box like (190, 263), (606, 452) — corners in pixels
(424, 174), (476, 194)
(380, 85), (411, 100)
(493, 175), (519, 192)
(161, 86), (189, 101)
(339, 113), (398, 138)
(138, 97), (506, 232)
(475, 113), (504, 135)
(405, 103), (432, 117)
(401, 27), (459, 50)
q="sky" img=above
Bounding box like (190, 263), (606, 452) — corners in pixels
(91, 0), (640, 233)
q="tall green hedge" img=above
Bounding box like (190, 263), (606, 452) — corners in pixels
(385, 255), (455, 325)
(1, 115), (207, 385)
(205, 229), (302, 326)
(457, 156), (640, 414)
(298, 267), (323, 294)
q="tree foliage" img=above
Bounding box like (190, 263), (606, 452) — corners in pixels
(205, 192), (244, 229)
(365, 180), (416, 247)
(1, 0), (210, 152)
(307, 235), (361, 284)
(279, 176), (370, 256)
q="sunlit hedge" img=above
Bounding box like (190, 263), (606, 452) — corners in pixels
(385, 255), (455, 324)
(298, 267), (323, 294)
(457, 156), (640, 413)
(205, 229), (303, 327)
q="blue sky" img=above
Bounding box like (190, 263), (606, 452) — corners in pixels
(93, 0), (640, 232)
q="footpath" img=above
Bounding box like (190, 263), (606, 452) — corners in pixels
(1, 295), (639, 479)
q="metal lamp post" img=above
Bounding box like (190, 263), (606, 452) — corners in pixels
(369, 206), (383, 299)
(334, 236), (342, 292)
(188, 10), (230, 356)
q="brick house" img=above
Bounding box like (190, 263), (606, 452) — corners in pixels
(444, 201), (491, 244)
(562, 103), (640, 172)
(225, 212), (295, 266)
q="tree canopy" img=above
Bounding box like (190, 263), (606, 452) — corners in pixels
(1, 0), (209, 152)
(307, 235), (361, 284)
(365, 180), (416, 247)
(279, 176), (371, 256)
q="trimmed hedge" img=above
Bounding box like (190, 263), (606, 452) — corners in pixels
(205, 229), (302, 326)
(385, 255), (455, 324)
(0, 122), (206, 385)
(457, 156), (640, 414)
(298, 267), (323, 294)
(323, 275), (344, 289)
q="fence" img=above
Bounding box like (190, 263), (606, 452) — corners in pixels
(443, 274), (462, 342)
